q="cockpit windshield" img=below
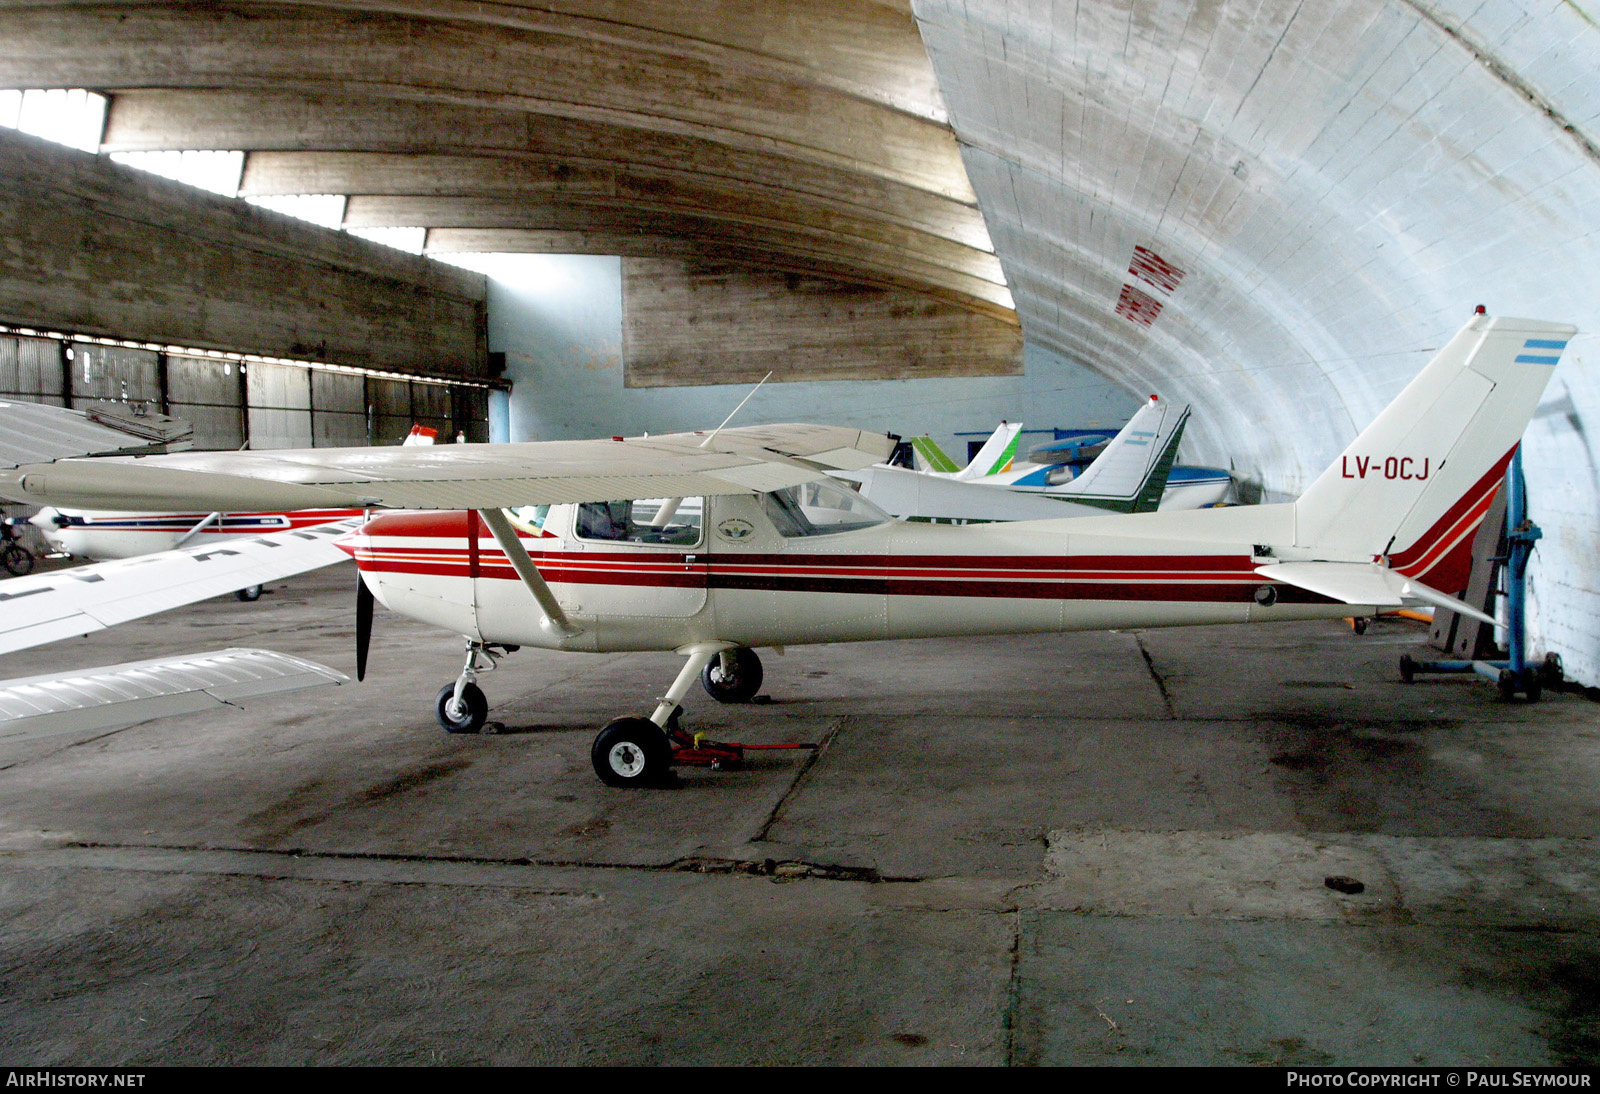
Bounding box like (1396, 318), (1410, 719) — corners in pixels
(762, 479), (894, 538)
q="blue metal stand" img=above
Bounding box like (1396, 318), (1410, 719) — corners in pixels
(1398, 450), (1548, 700)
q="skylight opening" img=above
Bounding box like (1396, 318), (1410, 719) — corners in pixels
(110, 149), (244, 197)
(347, 226), (427, 255)
(245, 193), (348, 230)
(0, 88), (107, 153)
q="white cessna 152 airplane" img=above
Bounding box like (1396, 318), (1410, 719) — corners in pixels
(0, 314), (1571, 787)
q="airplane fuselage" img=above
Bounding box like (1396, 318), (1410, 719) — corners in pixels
(344, 492), (1352, 655)
(37, 507), (366, 560)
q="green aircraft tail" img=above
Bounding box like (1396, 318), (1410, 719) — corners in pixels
(910, 435), (962, 474)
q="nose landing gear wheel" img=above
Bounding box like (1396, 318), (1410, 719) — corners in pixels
(701, 648), (764, 703)
(592, 717), (673, 787)
(436, 682), (488, 734)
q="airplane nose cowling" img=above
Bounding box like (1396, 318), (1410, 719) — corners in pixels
(28, 508), (68, 547)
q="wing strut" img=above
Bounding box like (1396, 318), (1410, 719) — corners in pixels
(475, 508), (583, 638)
(173, 511), (222, 548)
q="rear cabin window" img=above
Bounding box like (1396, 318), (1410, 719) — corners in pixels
(574, 497), (703, 546)
(762, 481), (893, 538)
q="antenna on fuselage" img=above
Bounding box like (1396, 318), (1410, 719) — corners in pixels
(699, 371), (774, 449)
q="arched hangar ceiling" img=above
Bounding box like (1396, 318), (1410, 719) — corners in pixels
(911, 0), (1600, 495)
(909, 0), (1600, 681)
(0, 0), (1012, 320)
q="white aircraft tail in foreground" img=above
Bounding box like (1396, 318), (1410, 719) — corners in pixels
(0, 314), (1572, 787)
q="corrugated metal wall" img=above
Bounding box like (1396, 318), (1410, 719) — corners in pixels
(0, 334), (489, 450)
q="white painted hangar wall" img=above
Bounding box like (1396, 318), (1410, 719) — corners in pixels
(912, 0), (1600, 685)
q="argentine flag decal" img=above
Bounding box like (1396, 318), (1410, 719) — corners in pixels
(1515, 337), (1567, 365)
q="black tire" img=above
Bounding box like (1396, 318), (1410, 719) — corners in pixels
(701, 648), (764, 703)
(1522, 669), (1543, 703)
(235, 584), (262, 602)
(1398, 654), (1416, 684)
(1352, 617), (1369, 635)
(1, 542), (32, 576)
(1497, 669), (1518, 700)
(591, 717), (673, 788)
(435, 682), (488, 734)
(1541, 652), (1564, 686)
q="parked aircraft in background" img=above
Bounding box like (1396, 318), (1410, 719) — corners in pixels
(909, 421), (1025, 480)
(0, 316), (1570, 788)
(923, 414), (1234, 510)
(848, 396), (1190, 522)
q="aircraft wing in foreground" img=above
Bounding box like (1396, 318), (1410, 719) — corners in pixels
(0, 315), (1572, 788)
(0, 424), (893, 512)
(0, 647), (347, 742)
(0, 515), (360, 655)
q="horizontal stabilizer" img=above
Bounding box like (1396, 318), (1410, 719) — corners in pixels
(0, 647), (347, 742)
(1256, 562), (1496, 626)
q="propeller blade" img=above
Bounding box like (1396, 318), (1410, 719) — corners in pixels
(356, 575), (373, 682)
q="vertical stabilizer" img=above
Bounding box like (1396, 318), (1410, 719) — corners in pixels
(910, 435), (961, 474)
(954, 421), (1024, 480)
(1291, 315), (1573, 591)
(1059, 396), (1190, 513)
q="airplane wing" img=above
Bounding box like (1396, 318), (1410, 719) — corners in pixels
(0, 647), (346, 743)
(0, 423), (896, 513)
(0, 399), (191, 465)
(0, 516), (360, 655)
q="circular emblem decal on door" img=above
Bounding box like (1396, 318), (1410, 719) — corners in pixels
(715, 518), (755, 542)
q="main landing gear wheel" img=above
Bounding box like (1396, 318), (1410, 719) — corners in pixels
(701, 648), (763, 703)
(591, 717), (673, 788)
(236, 584), (262, 602)
(436, 682), (488, 734)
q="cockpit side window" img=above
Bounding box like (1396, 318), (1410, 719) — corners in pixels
(506, 505), (551, 536)
(574, 497), (703, 546)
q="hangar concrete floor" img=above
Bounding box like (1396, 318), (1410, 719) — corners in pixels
(0, 562), (1597, 1067)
